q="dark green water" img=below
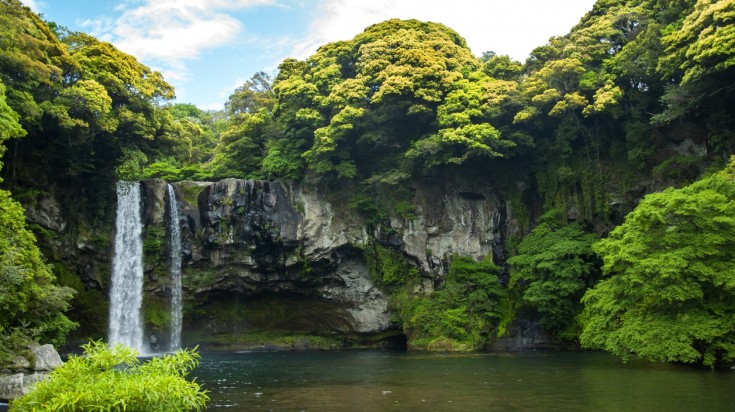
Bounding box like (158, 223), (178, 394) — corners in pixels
(192, 350), (735, 411)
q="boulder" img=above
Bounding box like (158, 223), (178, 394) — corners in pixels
(29, 344), (63, 371)
(8, 356), (29, 372)
(0, 373), (50, 400)
(0, 374), (23, 400)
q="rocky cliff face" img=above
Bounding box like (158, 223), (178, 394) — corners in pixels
(21, 175), (519, 349)
(133, 176), (516, 347)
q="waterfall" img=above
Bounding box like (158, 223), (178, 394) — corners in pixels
(109, 181), (145, 352)
(167, 184), (183, 351)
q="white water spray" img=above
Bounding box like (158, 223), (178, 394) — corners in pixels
(167, 184), (183, 350)
(109, 181), (145, 352)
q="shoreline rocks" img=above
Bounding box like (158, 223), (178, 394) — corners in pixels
(0, 344), (63, 401)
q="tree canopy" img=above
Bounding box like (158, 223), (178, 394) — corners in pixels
(2, 0), (735, 366)
(580, 158), (735, 367)
(508, 210), (598, 339)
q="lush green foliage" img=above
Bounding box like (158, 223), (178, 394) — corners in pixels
(265, 19), (524, 184)
(12, 340), (209, 411)
(0, 189), (77, 350)
(508, 210), (598, 339)
(397, 255), (505, 351)
(580, 160), (735, 367)
(364, 241), (421, 289)
(2, 0), (735, 363)
(0, 61), (75, 364)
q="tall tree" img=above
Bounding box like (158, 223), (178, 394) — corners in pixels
(580, 159), (735, 367)
(269, 19), (524, 182)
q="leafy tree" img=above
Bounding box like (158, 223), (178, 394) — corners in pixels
(0, 78), (75, 364)
(658, 0), (735, 84)
(652, 0), (735, 142)
(580, 159), (735, 367)
(269, 19), (522, 182)
(12, 340), (209, 411)
(0, 80), (25, 143)
(0, 188), (76, 360)
(508, 209), (598, 339)
(398, 255), (505, 351)
(226, 71), (276, 115)
(482, 53), (523, 80)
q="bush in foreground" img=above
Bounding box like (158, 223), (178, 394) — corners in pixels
(11, 340), (209, 411)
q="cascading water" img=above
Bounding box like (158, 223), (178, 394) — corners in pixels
(109, 181), (145, 352)
(167, 184), (183, 351)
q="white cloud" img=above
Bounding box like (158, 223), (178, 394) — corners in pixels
(291, 0), (597, 61)
(21, 0), (42, 12)
(90, 0), (276, 73)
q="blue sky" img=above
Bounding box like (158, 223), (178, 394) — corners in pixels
(24, 0), (597, 110)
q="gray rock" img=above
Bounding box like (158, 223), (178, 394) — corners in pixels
(24, 193), (66, 232)
(9, 356), (30, 372)
(155, 176), (517, 343)
(0, 372), (51, 400)
(142, 179), (167, 225)
(0, 373), (23, 400)
(21, 373), (49, 394)
(29, 344), (63, 371)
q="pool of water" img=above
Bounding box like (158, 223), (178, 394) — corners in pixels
(192, 350), (735, 411)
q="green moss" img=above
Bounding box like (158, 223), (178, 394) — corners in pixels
(183, 267), (222, 291)
(143, 225), (168, 281)
(393, 255), (506, 351)
(144, 225), (165, 256)
(12, 187), (48, 208)
(411, 336), (473, 352)
(88, 234), (111, 250)
(503, 191), (531, 256)
(52, 263), (108, 338)
(143, 296), (171, 330)
(295, 199), (305, 215)
(393, 200), (417, 220)
(192, 330), (343, 350)
(27, 223), (61, 241)
(536, 157), (609, 224)
(363, 241), (420, 290)
(652, 154), (703, 181)
(180, 182), (206, 206)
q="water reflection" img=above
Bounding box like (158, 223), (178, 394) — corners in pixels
(191, 350), (735, 411)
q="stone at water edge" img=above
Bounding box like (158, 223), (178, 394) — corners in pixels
(0, 344), (61, 400)
(0, 374), (23, 400)
(0, 373), (51, 400)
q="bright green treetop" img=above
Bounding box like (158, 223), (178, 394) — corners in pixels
(580, 158), (735, 367)
(268, 19), (522, 182)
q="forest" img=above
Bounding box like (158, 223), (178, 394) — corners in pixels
(1, 0), (735, 371)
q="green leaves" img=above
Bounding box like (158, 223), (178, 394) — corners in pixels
(580, 160), (735, 366)
(0, 188), (76, 359)
(397, 255), (505, 351)
(12, 340), (210, 411)
(659, 0), (735, 84)
(508, 210), (598, 339)
(0, 80), (25, 145)
(267, 18), (522, 182)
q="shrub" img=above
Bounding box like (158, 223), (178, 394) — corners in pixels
(11, 340), (209, 411)
(398, 255), (505, 350)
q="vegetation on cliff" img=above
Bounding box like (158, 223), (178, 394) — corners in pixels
(0, 53), (76, 362)
(0, 0), (735, 367)
(396, 256), (505, 351)
(580, 160), (735, 367)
